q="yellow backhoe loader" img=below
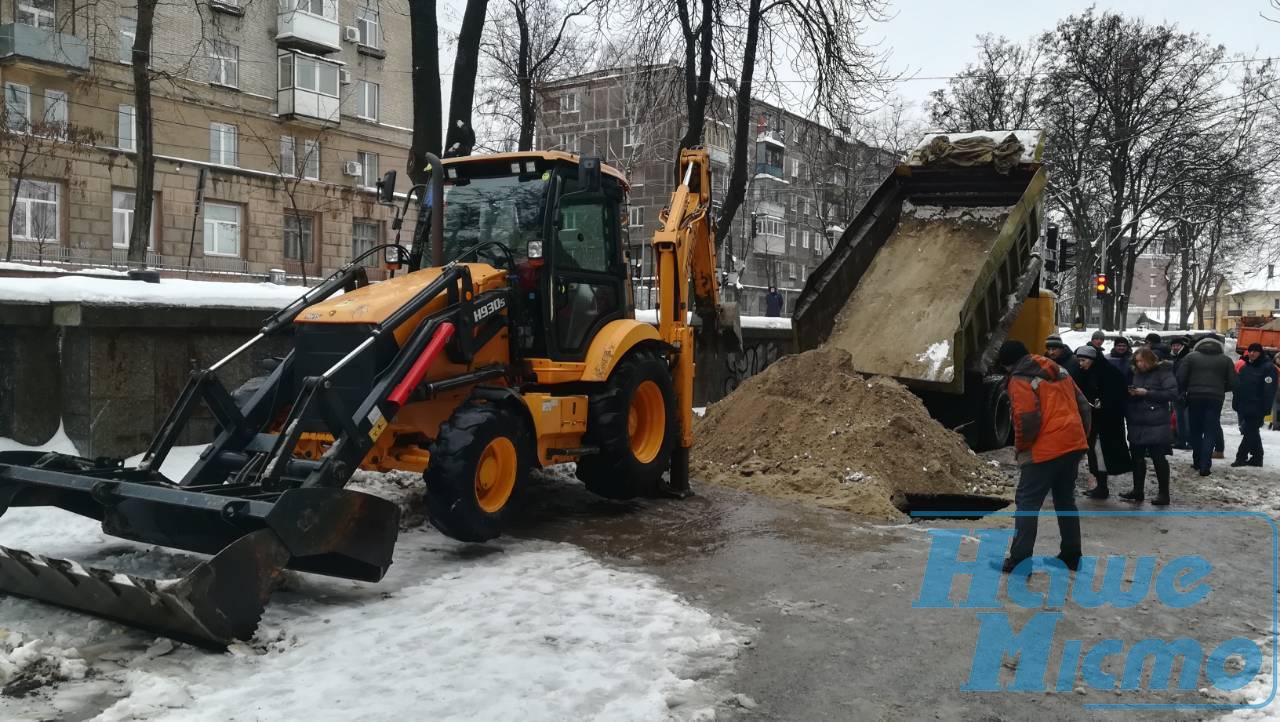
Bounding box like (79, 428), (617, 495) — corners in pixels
(0, 148), (732, 646)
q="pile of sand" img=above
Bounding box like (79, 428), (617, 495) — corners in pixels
(693, 347), (1008, 518)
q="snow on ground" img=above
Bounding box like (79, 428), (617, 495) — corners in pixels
(0, 275), (309, 309)
(0, 261), (129, 277)
(0, 439), (744, 721)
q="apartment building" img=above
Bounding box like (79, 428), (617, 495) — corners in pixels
(535, 65), (893, 316)
(0, 0), (412, 281)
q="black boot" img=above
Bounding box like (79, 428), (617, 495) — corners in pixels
(1084, 473), (1109, 500)
(1151, 456), (1171, 505)
(1119, 490), (1144, 502)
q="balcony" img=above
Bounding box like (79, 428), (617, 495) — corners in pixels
(276, 0), (340, 54)
(0, 23), (89, 71)
(278, 51), (341, 123)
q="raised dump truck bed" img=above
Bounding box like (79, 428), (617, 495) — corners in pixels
(793, 131), (1054, 448)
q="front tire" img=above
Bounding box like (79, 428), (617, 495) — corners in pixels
(424, 403), (530, 542)
(575, 349), (677, 499)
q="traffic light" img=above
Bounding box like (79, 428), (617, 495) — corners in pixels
(1095, 274), (1108, 298)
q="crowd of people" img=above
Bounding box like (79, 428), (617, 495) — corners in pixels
(993, 331), (1278, 574)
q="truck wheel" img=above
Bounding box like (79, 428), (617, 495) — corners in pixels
(576, 350), (677, 499)
(425, 403), (530, 542)
(977, 380), (1013, 450)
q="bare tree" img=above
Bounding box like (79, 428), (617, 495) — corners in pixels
(409, 0), (443, 182)
(927, 35), (1041, 132)
(443, 0), (490, 157)
(126, 0), (158, 269)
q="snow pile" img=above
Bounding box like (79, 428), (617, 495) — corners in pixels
(694, 346), (1008, 517)
(915, 340), (954, 382)
(902, 201), (1011, 224)
(0, 261), (128, 277)
(0, 275), (309, 309)
(0, 632), (87, 696)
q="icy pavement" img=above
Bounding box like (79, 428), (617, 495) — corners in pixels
(0, 439), (745, 721)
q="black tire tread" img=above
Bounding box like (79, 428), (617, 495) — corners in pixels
(424, 402), (529, 542)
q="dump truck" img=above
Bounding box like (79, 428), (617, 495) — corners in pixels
(0, 148), (733, 646)
(793, 131), (1055, 449)
(1237, 320), (1280, 354)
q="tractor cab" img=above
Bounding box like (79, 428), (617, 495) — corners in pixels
(385, 152), (631, 362)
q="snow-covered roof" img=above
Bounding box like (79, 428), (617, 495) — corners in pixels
(1226, 268), (1280, 295)
(752, 173), (788, 184)
(757, 132), (786, 148)
(908, 129), (1044, 165)
(0, 275), (311, 309)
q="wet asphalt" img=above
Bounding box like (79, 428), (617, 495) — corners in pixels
(509, 463), (1278, 721)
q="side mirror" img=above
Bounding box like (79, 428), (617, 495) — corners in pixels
(376, 170), (397, 204)
(579, 156), (602, 193)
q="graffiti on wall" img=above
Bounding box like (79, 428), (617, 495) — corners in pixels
(722, 340), (784, 397)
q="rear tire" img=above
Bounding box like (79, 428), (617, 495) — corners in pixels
(977, 380), (1013, 450)
(575, 349), (677, 499)
(424, 402), (530, 542)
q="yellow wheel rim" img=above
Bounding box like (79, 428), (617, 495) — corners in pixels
(474, 437), (518, 513)
(628, 380), (666, 464)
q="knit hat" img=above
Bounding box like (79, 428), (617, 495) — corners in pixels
(1145, 333), (1162, 345)
(1172, 336), (1189, 346)
(1075, 345), (1100, 360)
(1249, 342), (1265, 353)
(997, 340), (1029, 369)
(1091, 330), (1106, 341)
(1113, 336), (1131, 346)
(1045, 334), (1065, 349)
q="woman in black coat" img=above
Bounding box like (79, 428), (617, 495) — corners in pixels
(1072, 345), (1134, 499)
(1122, 349), (1179, 505)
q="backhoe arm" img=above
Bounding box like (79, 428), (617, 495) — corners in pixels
(651, 148), (727, 492)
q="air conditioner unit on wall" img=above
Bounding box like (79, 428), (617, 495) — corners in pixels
(344, 26), (360, 43)
(340, 69), (352, 85)
(343, 160), (363, 177)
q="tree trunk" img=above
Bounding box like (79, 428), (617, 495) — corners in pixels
(713, 0), (761, 249)
(5, 173), (23, 263)
(675, 0), (713, 154)
(409, 0), (442, 184)
(128, 0), (157, 268)
(515, 3), (534, 151)
(444, 0), (489, 157)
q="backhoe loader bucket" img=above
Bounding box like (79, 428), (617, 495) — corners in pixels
(0, 451), (400, 648)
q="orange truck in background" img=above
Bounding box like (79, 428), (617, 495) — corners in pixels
(1237, 325), (1280, 353)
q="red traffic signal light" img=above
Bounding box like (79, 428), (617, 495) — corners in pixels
(1095, 274), (1108, 297)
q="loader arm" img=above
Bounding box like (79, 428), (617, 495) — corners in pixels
(651, 148), (723, 489)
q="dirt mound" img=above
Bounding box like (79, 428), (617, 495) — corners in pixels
(693, 347), (1008, 518)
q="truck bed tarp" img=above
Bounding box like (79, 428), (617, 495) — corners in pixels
(911, 133), (1025, 175)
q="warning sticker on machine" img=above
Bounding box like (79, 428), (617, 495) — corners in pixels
(367, 407), (388, 442)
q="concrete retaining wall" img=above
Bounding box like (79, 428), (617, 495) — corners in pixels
(0, 302), (793, 457)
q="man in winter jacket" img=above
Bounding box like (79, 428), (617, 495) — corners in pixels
(1107, 336), (1134, 380)
(1232, 343), (1278, 467)
(1169, 337), (1192, 448)
(1145, 333), (1171, 360)
(1045, 334), (1078, 374)
(996, 340), (1092, 573)
(764, 287), (784, 317)
(1090, 330), (1107, 351)
(1176, 336), (1238, 475)
(1071, 345), (1132, 498)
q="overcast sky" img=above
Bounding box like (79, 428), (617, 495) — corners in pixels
(873, 0), (1280, 112)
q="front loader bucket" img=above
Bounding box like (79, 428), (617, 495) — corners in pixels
(0, 456), (402, 647)
(0, 529), (289, 648)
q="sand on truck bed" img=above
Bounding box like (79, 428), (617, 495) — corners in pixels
(693, 347), (1008, 518)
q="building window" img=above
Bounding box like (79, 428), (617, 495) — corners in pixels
(4, 83), (30, 132)
(1274, 298), (1279, 310)
(16, 0), (55, 30)
(10, 179), (59, 243)
(203, 202), (241, 256)
(209, 122), (237, 166)
(558, 133), (578, 152)
(356, 80), (378, 121)
(280, 53), (340, 97)
(353, 218), (379, 266)
(118, 16), (136, 64)
(289, 0), (337, 20)
(111, 190), (155, 250)
(355, 3), (380, 48)
(559, 93), (578, 112)
(208, 41), (239, 88)
(628, 206), (643, 227)
(41, 89), (66, 137)
(280, 135), (296, 177)
(788, 228), (796, 247)
(358, 151), (378, 188)
(788, 262), (796, 279)
(118, 105), (136, 151)
(623, 125), (637, 149)
(283, 214), (313, 262)
(801, 231), (809, 250)
(302, 139), (320, 180)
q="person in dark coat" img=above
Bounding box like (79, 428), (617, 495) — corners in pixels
(764, 287), (783, 317)
(1144, 332), (1171, 361)
(1232, 343), (1278, 467)
(1175, 336), (1238, 475)
(1090, 330), (1107, 351)
(1122, 349), (1179, 505)
(1045, 334), (1078, 374)
(1072, 345), (1133, 499)
(1169, 336), (1192, 448)
(1107, 336), (1134, 381)
(1272, 352), (1280, 432)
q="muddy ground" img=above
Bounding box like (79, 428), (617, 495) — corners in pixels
(512, 444), (1280, 721)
